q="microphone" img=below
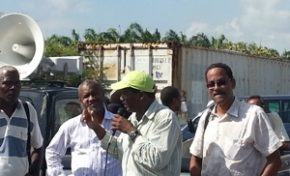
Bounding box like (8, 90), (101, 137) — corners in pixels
(112, 107), (125, 136)
(117, 107), (125, 117)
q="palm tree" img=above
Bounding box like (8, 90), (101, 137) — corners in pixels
(282, 50), (290, 60)
(189, 33), (210, 48)
(71, 29), (80, 43)
(122, 23), (144, 42)
(211, 35), (227, 49)
(162, 29), (181, 43)
(98, 28), (120, 43)
(152, 29), (161, 42)
(84, 28), (98, 42)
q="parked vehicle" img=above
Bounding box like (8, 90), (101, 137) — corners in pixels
(20, 81), (200, 174)
(240, 95), (290, 137)
(19, 81), (81, 175)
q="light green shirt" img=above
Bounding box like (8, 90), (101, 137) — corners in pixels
(101, 100), (182, 176)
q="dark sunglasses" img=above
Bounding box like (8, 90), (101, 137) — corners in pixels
(206, 78), (230, 89)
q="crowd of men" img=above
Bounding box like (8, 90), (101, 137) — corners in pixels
(0, 63), (288, 176)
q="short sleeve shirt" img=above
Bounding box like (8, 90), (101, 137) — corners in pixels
(190, 99), (282, 176)
(0, 100), (43, 176)
(267, 112), (290, 142)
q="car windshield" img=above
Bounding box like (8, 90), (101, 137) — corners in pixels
(20, 91), (48, 135)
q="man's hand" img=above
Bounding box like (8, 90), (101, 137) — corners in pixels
(81, 108), (106, 139)
(112, 114), (135, 134)
(189, 155), (202, 176)
(261, 149), (281, 176)
(81, 108), (97, 129)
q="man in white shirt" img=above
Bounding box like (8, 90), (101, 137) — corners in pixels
(45, 80), (122, 176)
(247, 95), (290, 150)
(189, 63), (282, 176)
(82, 70), (182, 176)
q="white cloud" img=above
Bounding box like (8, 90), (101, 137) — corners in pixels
(16, 0), (95, 37)
(186, 0), (290, 52)
(21, 0), (93, 15)
(45, 0), (93, 14)
(185, 22), (210, 36)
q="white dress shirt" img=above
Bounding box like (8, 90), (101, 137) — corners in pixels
(45, 110), (122, 176)
(190, 99), (282, 176)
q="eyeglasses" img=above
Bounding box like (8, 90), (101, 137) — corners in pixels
(206, 78), (230, 89)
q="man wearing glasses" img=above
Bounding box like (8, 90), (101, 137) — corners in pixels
(189, 63), (282, 176)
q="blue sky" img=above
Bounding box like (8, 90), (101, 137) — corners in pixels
(2, 0), (290, 53)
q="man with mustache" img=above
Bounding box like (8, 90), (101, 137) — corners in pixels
(45, 80), (122, 176)
(0, 66), (43, 176)
(189, 63), (282, 176)
(82, 70), (182, 176)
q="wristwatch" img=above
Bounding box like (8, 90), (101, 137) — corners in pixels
(128, 130), (139, 142)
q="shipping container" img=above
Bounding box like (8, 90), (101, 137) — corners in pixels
(78, 43), (290, 116)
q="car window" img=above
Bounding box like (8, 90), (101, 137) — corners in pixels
(54, 99), (82, 134)
(282, 100), (290, 123)
(20, 91), (43, 116)
(266, 101), (280, 113)
(264, 99), (290, 123)
(20, 92), (48, 136)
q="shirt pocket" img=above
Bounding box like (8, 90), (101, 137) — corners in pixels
(223, 138), (252, 161)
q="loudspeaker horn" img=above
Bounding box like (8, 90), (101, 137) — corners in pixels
(0, 12), (44, 79)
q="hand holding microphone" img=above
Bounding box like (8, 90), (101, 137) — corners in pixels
(112, 107), (135, 135)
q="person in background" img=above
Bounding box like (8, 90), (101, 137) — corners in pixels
(0, 65), (43, 176)
(160, 86), (185, 125)
(189, 63), (282, 176)
(180, 90), (189, 122)
(82, 70), (182, 176)
(160, 86), (182, 113)
(247, 95), (290, 150)
(45, 80), (122, 176)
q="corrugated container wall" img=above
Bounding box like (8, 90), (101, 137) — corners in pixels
(78, 43), (290, 117)
(180, 47), (290, 116)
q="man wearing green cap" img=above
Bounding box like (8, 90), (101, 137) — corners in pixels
(82, 70), (182, 176)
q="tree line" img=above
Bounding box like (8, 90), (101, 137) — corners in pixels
(44, 22), (290, 59)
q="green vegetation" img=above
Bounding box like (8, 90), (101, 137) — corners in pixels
(41, 23), (290, 84)
(44, 22), (290, 60)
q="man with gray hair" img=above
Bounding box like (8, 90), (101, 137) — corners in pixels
(82, 70), (182, 176)
(46, 80), (122, 176)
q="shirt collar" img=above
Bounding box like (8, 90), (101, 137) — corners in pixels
(144, 100), (163, 120)
(104, 105), (114, 120)
(212, 97), (239, 118)
(130, 100), (161, 122)
(226, 98), (239, 118)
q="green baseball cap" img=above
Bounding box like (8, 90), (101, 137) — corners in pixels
(111, 70), (155, 93)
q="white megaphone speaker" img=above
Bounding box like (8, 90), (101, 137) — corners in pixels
(0, 13), (44, 79)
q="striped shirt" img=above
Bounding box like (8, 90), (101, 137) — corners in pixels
(101, 100), (182, 176)
(0, 100), (43, 176)
(45, 109), (122, 176)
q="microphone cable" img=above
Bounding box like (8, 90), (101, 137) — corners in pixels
(104, 107), (125, 176)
